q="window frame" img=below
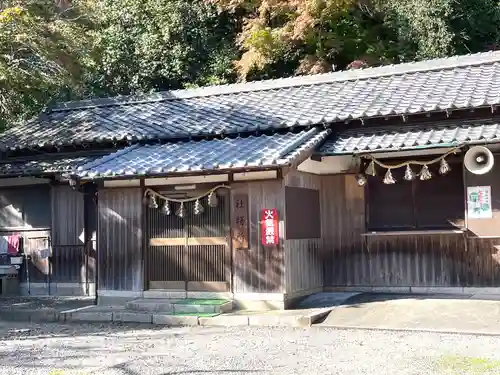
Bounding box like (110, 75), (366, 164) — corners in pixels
(364, 159), (465, 232)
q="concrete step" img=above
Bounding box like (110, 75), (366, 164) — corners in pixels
(125, 299), (174, 313)
(125, 298), (233, 314)
(174, 299), (233, 314)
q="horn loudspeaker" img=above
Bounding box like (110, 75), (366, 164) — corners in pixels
(464, 146), (494, 175)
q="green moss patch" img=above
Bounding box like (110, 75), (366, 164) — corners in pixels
(436, 355), (500, 374)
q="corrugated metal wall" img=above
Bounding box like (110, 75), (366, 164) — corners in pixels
(232, 180), (285, 294)
(283, 170), (323, 295)
(98, 188), (143, 292)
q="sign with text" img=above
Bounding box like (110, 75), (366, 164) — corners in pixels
(467, 185), (492, 219)
(232, 194), (249, 250)
(261, 208), (279, 246)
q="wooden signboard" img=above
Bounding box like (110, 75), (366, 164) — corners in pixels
(232, 194), (249, 250)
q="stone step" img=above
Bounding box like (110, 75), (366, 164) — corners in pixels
(125, 298), (233, 314)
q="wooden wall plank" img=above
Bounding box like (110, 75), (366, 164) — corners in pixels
(98, 188), (143, 292)
(50, 186), (92, 284)
(145, 187), (230, 290)
(283, 170), (323, 295)
(232, 180), (285, 294)
(0, 185), (51, 230)
(324, 232), (500, 287)
(321, 174), (365, 286)
(51, 186), (84, 246)
(320, 173), (500, 288)
(18, 230), (50, 283)
(149, 237), (227, 246)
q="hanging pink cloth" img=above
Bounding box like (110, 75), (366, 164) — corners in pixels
(7, 235), (20, 255)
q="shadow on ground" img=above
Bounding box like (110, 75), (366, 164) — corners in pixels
(338, 292), (477, 308)
(314, 292), (500, 333)
(0, 296), (95, 311)
(112, 365), (262, 375)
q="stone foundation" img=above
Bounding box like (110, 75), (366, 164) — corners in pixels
(324, 286), (500, 296)
(98, 289), (292, 311)
(20, 282), (96, 297)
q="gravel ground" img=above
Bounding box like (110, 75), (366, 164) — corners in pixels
(0, 297), (94, 311)
(1, 321), (500, 375)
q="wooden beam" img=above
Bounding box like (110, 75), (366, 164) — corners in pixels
(188, 237), (227, 246)
(187, 281), (229, 292)
(150, 237), (185, 246)
(149, 237), (227, 246)
(149, 281), (185, 290)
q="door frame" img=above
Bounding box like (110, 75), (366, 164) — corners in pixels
(143, 184), (232, 292)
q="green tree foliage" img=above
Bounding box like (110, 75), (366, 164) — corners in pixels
(89, 0), (238, 95)
(373, 0), (500, 60)
(211, 0), (500, 80)
(1, 0), (500, 130)
(0, 0), (94, 129)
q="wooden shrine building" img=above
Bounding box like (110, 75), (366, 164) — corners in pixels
(1, 51), (500, 308)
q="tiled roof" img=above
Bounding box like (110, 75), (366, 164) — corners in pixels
(318, 121), (500, 155)
(0, 153), (107, 177)
(74, 127), (330, 179)
(3, 51), (500, 151)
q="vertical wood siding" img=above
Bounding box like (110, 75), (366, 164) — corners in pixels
(465, 238), (500, 286)
(51, 186), (84, 245)
(18, 230), (50, 283)
(284, 170), (323, 295)
(1, 185), (52, 284)
(98, 188), (143, 291)
(329, 235), (500, 287)
(322, 174), (500, 288)
(147, 202), (184, 286)
(342, 234), (467, 286)
(232, 180), (285, 293)
(0, 185), (51, 229)
(50, 246), (87, 283)
(146, 190), (230, 289)
(51, 186), (91, 283)
(4, 185), (94, 288)
(322, 174), (365, 286)
(186, 193), (229, 284)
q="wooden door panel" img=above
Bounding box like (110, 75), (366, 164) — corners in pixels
(146, 188), (230, 291)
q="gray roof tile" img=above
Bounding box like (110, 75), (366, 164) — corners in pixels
(75, 128), (330, 179)
(0, 153), (106, 177)
(3, 51), (500, 151)
(318, 121), (500, 154)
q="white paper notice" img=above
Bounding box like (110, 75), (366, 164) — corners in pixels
(467, 186), (493, 219)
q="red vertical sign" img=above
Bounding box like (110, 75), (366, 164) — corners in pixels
(261, 208), (279, 246)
